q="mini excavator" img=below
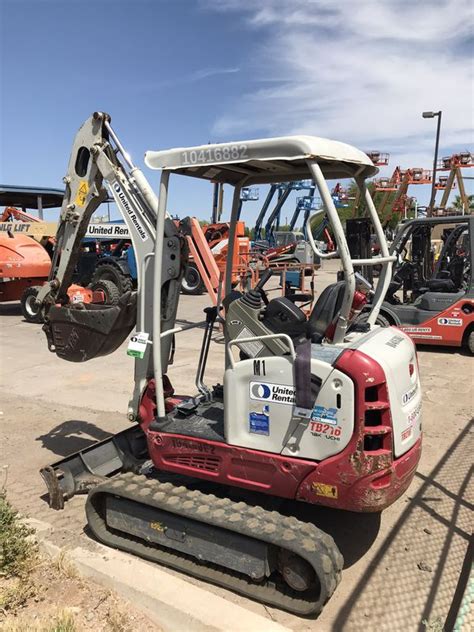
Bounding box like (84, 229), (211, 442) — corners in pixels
(37, 113), (422, 616)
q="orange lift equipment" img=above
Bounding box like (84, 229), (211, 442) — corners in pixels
(434, 151), (472, 214)
(375, 167), (433, 223)
(330, 151), (389, 215)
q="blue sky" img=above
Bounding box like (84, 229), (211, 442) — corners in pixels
(1, 0), (473, 224)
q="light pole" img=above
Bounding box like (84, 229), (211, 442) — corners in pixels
(422, 110), (442, 216)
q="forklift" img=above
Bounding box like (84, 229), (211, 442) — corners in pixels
(372, 216), (474, 353)
(36, 113), (422, 616)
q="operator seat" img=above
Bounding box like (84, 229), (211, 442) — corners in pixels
(420, 269), (458, 294)
(306, 281), (346, 342)
(259, 281), (346, 345)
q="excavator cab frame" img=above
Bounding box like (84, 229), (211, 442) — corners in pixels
(144, 135), (396, 421)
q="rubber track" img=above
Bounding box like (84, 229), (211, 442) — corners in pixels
(86, 472), (343, 616)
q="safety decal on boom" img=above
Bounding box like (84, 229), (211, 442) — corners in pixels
(75, 181), (89, 207)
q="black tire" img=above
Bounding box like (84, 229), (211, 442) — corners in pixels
(355, 311), (391, 329)
(20, 286), (44, 323)
(181, 263), (204, 295)
(466, 330), (474, 355)
(90, 279), (120, 305)
(373, 313), (391, 327)
(91, 261), (133, 295)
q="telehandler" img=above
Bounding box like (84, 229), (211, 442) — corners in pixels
(36, 113), (422, 616)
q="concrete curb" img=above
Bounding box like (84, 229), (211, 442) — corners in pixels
(26, 518), (290, 632)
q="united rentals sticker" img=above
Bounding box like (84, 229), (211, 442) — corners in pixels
(249, 381), (296, 405)
(112, 181), (148, 241)
(85, 224), (130, 238)
(438, 317), (463, 326)
(402, 383), (418, 405)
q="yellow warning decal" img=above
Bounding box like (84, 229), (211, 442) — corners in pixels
(150, 521), (165, 532)
(312, 482), (338, 499)
(75, 181), (89, 207)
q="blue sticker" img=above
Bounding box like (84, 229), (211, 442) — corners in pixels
(249, 406), (270, 435)
(311, 405), (338, 425)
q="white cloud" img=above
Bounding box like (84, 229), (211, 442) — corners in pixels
(191, 67), (240, 80)
(134, 66), (240, 92)
(202, 0), (473, 178)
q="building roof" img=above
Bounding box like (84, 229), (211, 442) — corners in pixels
(0, 185), (65, 208)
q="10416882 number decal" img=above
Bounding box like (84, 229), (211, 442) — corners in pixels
(181, 145), (249, 165)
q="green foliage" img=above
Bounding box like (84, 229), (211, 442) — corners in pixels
(341, 181), (401, 228)
(0, 493), (36, 578)
(1, 611), (78, 632)
(0, 492), (37, 613)
(0, 579), (36, 614)
(46, 612), (77, 632)
(453, 194), (474, 212)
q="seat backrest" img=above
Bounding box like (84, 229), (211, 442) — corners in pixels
(426, 278), (456, 293)
(308, 281), (346, 341)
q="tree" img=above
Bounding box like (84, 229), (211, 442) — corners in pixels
(452, 194), (474, 213)
(339, 181), (400, 228)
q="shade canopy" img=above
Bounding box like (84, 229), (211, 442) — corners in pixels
(145, 135), (378, 185)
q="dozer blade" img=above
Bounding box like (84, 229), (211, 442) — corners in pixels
(44, 291), (137, 362)
(40, 425), (148, 510)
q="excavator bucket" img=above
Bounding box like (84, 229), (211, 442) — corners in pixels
(45, 291), (137, 362)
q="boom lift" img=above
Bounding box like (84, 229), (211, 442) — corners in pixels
(434, 152), (472, 214)
(253, 180), (318, 269)
(331, 151), (389, 217)
(374, 167), (432, 224)
(37, 113), (422, 617)
(254, 180), (313, 242)
(289, 191), (317, 231)
(180, 185), (259, 295)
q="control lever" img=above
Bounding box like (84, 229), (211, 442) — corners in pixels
(195, 306), (218, 402)
(254, 268), (273, 292)
(249, 268), (273, 307)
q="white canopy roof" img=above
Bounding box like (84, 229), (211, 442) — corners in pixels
(144, 135), (378, 185)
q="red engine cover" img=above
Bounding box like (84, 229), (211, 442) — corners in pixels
(139, 346), (422, 514)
